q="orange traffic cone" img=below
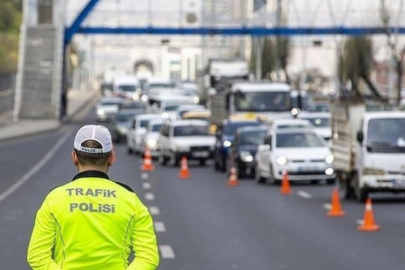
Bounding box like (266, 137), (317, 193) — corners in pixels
(141, 147), (155, 171)
(358, 198), (380, 232)
(179, 156), (190, 179)
(327, 188), (345, 217)
(227, 164), (239, 187)
(280, 170), (292, 195)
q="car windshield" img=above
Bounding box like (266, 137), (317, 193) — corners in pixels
(302, 117), (330, 128)
(164, 105), (180, 111)
(173, 125), (209, 136)
(367, 118), (405, 153)
(150, 124), (162, 132)
(234, 91), (290, 112)
(276, 132), (325, 148)
(313, 104), (330, 112)
(225, 122), (261, 136)
(117, 113), (135, 122)
(240, 130), (267, 145)
(118, 85), (137, 92)
(140, 120), (149, 128)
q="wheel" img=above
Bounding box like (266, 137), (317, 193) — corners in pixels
(159, 153), (168, 166)
(353, 173), (368, 202)
(269, 165), (279, 185)
(220, 158), (227, 173)
(199, 159), (207, 166)
(255, 164), (267, 184)
(127, 147), (133, 155)
(236, 162), (244, 178)
(169, 153), (179, 167)
(213, 155), (220, 171)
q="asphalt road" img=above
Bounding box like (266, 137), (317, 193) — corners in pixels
(1, 108), (405, 269)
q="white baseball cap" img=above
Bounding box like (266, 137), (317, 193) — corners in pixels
(74, 125), (113, 153)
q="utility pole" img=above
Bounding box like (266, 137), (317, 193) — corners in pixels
(275, 0), (282, 80)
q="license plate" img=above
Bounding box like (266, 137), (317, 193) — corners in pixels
(298, 166), (319, 172)
(192, 151), (209, 157)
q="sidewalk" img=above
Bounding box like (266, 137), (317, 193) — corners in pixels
(0, 88), (100, 141)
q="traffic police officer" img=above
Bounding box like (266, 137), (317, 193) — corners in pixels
(27, 125), (159, 269)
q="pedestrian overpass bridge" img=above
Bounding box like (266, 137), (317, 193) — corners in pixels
(14, 0), (405, 120)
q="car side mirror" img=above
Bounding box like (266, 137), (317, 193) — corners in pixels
(357, 131), (364, 144)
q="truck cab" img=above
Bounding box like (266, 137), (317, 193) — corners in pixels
(331, 101), (405, 202)
(211, 81), (293, 128)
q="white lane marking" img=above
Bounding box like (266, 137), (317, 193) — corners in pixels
(159, 245), (175, 259)
(149, 206), (160, 215)
(142, 182), (152, 189)
(145, 193), (155, 201)
(323, 203), (332, 210)
(357, 219), (364, 225)
(154, 221), (166, 232)
(0, 132), (72, 203)
(297, 191), (312, 199)
(141, 173), (149, 180)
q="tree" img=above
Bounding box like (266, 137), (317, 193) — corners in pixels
(339, 36), (385, 101)
(0, 0), (21, 73)
(249, 38), (275, 79)
(276, 36), (291, 84)
(380, 0), (405, 105)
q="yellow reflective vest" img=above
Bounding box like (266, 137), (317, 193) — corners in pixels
(27, 170), (159, 270)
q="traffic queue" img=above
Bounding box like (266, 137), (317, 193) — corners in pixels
(95, 75), (338, 192)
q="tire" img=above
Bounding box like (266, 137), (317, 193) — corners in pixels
(220, 158), (227, 173)
(127, 147), (133, 155)
(159, 153), (168, 166)
(169, 153), (179, 167)
(255, 164), (267, 184)
(353, 173), (368, 202)
(236, 162), (244, 179)
(214, 157), (220, 171)
(199, 159), (207, 166)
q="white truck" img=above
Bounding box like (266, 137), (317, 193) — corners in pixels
(210, 81), (293, 127)
(197, 58), (250, 105)
(331, 100), (405, 202)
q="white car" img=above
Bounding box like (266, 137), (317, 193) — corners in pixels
(95, 97), (123, 122)
(139, 118), (164, 158)
(112, 75), (142, 100)
(299, 112), (331, 141)
(255, 128), (335, 184)
(158, 120), (216, 166)
(127, 114), (162, 154)
(176, 104), (206, 118)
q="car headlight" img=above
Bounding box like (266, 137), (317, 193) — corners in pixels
(97, 109), (105, 116)
(363, 168), (385, 176)
(147, 139), (157, 148)
(240, 151), (254, 162)
(118, 126), (128, 133)
(325, 155), (334, 164)
(223, 140), (232, 147)
(132, 94), (140, 100)
(276, 156), (288, 165)
(162, 112), (169, 118)
(141, 95), (148, 102)
(193, 97), (200, 104)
